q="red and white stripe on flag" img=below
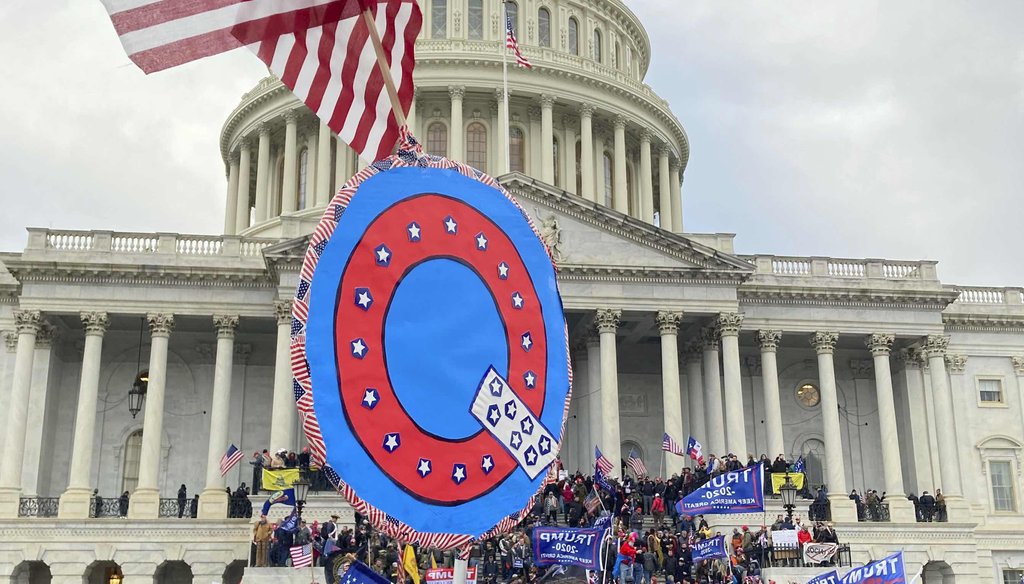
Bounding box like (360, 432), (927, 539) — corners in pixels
(98, 0), (422, 163)
(505, 18), (531, 69)
(219, 444), (245, 476)
(290, 544), (313, 568)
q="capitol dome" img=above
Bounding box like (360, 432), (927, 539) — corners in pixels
(218, 0), (689, 239)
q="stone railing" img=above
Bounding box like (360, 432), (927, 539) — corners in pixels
(18, 497), (59, 518)
(953, 286), (1024, 306)
(28, 229), (277, 260)
(741, 255), (939, 282)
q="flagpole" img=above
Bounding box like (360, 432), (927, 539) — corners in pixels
(361, 7), (407, 128)
(500, 0), (511, 175)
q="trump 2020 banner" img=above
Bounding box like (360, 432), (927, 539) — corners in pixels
(691, 536), (727, 562)
(678, 463), (764, 515)
(807, 571), (840, 584)
(840, 551), (907, 583)
(531, 527), (604, 569)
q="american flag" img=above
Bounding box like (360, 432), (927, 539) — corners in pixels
(583, 490), (601, 514)
(662, 433), (684, 456)
(290, 544), (313, 568)
(626, 449), (647, 477)
(98, 0), (422, 163)
(505, 13), (531, 68)
(219, 444), (244, 476)
(595, 446), (614, 476)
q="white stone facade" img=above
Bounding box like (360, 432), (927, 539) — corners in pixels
(2, 1), (1024, 583)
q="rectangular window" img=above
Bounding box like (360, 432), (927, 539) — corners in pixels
(468, 0), (484, 39)
(431, 0), (447, 38)
(991, 460), (1016, 512)
(979, 378), (1004, 403)
(1004, 569), (1024, 584)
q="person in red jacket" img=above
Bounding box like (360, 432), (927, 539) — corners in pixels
(797, 525), (813, 546)
(650, 495), (665, 527)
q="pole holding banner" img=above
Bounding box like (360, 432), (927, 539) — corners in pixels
(452, 558), (469, 584)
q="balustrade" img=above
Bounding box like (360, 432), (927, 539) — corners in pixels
(18, 497), (59, 518)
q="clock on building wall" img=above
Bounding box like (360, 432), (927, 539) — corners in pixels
(796, 383), (821, 408)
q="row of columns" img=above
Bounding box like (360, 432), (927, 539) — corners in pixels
(0, 303), (299, 519)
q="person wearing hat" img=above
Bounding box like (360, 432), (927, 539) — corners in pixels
(253, 514), (273, 567)
(739, 525), (753, 555)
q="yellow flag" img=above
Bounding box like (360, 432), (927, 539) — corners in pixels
(403, 544), (420, 584)
(262, 468), (300, 490)
(430, 553), (437, 570)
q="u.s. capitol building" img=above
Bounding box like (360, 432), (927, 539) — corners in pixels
(1, 1), (1022, 583)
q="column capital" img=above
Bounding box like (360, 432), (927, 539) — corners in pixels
(213, 315), (240, 339)
(36, 322), (58, 348)
(257, 123), (271, 137)
(700, 326), (720, 348)
(539, 94), (556, 108)
(744, 356), (762, 376)
(283, 110), (299, 124)
(756, 329), (781, 352)
(578, 103), (595, 118)
(274, 300), (293, 325)
(716, 312), (744, 337)
(639, 129), (653, 143)
(866, 333), (895, 356)
(669, 158), (681, 172)
(613, 115), (627, 130)
(656, 310), (682, 335)
(238, 137), (250, 150)
(448, 85), (466, 100)
(584, 330), (601, 348)
(527, 106), (542, 121)
(493, 87), (505, 102)
(3, 331), (17, 352)
(923, 334), (950, 358)
(944, 354), (968, 374)
(147, 313), (175, 336)
(683, 340), (703, 362)
(658, 144), (672, 158)
(594, 308), (621, 333)
(849, 359), (874, 378)
(1011, 356), (1024, 376)
(810, 331), (839, 354)
(80, 312), (110, 336)
(229, 150), (241, 165)
(14, 310), (42, 334)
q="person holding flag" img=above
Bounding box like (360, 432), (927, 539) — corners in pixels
(685, 436), (705, 466)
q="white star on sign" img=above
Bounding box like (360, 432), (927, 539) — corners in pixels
(445, 217), (458, 233)
(375, 246), (391, 263)
(352, 339), (367, 357)
(357, 291), (373, 309)
(521, 418), (534, 434)
(452, 465), (466, 483)
(417, 459), (432, 477)
(497, 262), (510, 279)
(383, 434), (399, 451)
(505, 401), (517, 419)
(524, 371), (536, 388)
(510, 432), (522, 448)
(521, 333), (533, 351)
(362, 389), (378, 408)
(489, 379), (503, 396)
(482, 455), (494, 473)
(525, 449), (537, 464)
(476, 233), (488, 250)
(408, 223), (421, 240)
(488, 407), (501, 425)
(511, 292), (524, 309)
(539, 436), (552, 453)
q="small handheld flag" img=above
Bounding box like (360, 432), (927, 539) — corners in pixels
(793, 456), (806, 473)
(290, 544), (313, 568)
(662, 433), (684, 456)
(595, 446), (614, 476)
(219, 444), (244, 476)
(686, 436), (706, 466)
(626, 449), (647, 477)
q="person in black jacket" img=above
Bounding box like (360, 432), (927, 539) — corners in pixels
(189, 494), (199, 518)
(177, 484), (188, 518)
(118, 491), (129, 518)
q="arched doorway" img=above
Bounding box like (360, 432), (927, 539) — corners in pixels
(921, 560), (954, 583)
(11, 562), (51, 584)
(85, 561), (122, 584)
(122, 429), (143, 494)
(223, 561), (247, 584)
(800, 438), (826, 491)
(155, 562), (193, 584)
(621, 440), (644, 477)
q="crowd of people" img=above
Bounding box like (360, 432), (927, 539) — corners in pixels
(249, 447), (314, 492)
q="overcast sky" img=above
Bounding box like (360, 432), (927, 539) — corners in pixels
(1, 1), (1021, 285)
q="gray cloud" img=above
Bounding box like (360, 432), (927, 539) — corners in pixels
(1, 1), (1021, 286)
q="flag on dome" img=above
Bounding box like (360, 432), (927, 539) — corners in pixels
(595, 446), (614, 476)
(662, 433), (684, 456)
(626, 449), (647, 477)
(219, 444), (244, 476)
(505, 14), (531, 68)
(96, 0), (422, 163)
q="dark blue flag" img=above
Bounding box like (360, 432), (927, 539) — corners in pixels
(678, 463), (764, 515)
(279, 509), (299, 533)
(339, 561), (391, 584)
(532, 527), (604, 569)
(261, 488), (296, 516)
(840, 552), (906, 584)
(594, 466), (613, 494)
(691, 536), (727, 562)
(807, 571), (840, 584)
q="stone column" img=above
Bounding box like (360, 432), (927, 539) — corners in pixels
(612, 116), (628, 213)
(669, 160), (683, 233)
(0, 332), (17, 453)
(316, 121), (333, 206)
(866, 333), (915, 522)
(639, 131), (654, 223)
(224, 154), (240, 235)
(701, 327), (725, 456)
(571, 345), (589, 469)
(128, 313), (175, 519)
(657, 311), (683, 474)
(281, 111), (299, 214)
(199, 315), (239, 518)
(579, 105), (595, 202)
(449, 86), (465, 161)
(235, 140), (252, 233)
(540, 95), (555, 184)
(562, 116), (577, 194)
(756, 330), (785, 460)
(596, 309), (621, 478)
(593, 130), (606, 202)
(254, 124), (271, 223)
(658, 146), (672, 231)
(21, 322), (56, 496)
(306, 129), (320, 194)
(270, 301), (296, 452)
(586, 334), (602, 460)
(924, 335), (965, 511)
(334, 136), (350, 195)
(528, 107), (542, 175)
(683, 342), (705, 447)
(58, 312), (110, 518)
(0, 311), (41, 518)
(718, 313), (746, 456)
(810, 331), (857, 521)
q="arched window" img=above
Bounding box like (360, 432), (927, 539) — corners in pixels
(538, 8), (551, 47)
(505, 1), (518, 34)
(122, 429), (143, 494)
(467, 123), (488, 172)
(615, 41), (621, 69)
(552, 136), (560, 186)
(509, 126), (525, 173)
(427, 122), (448, 157)
(801, 439), (826, 490)
(298, 148), (309, 209)
(602, 152), (613, 207)
(593, 29), (602, 63)
(568, 18), (579, 55)
(468, 0), (484, 39)
(431, 0), (447, 38)
(625, 46), (633, 73)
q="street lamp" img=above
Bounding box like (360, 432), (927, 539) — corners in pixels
(128, 371), (148, 418)
(780, 473), (797, 522)
(293, 478), (311, 521)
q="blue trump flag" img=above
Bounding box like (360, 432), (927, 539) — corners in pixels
(339, 560), (391, 584)
(678, 463), (764, 515)
(532, 527), (604, 569)
(279, 509), (299, 533)
(261, 488), (296, 516)
(691, 536), (727, 562)
(807, 571), (840, 584)
(840, 552), (907, 584)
